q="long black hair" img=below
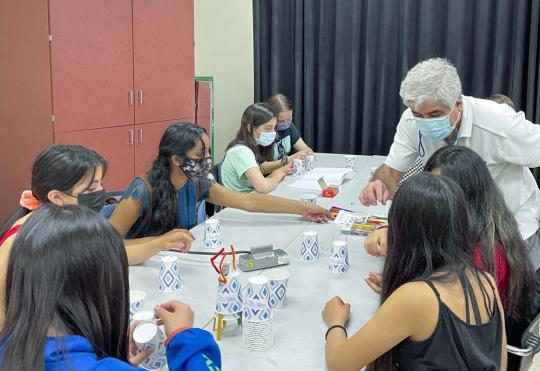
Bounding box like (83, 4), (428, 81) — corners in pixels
(0, 204), (129, 371)
(372, 173), (476, 370)
(0, 145), (106, 238)
(226, 103), (276, 164)
(424, 145), (536, 319)
(147, 123), (207, 236)
(382, 173), (476, 299)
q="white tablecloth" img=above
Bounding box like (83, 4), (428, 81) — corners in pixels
(129, 153), (389, 370)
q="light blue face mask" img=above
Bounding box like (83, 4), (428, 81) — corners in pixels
(255, 131), (277, 147)
(277, 119), (292, 131)
(415, 104), (457, 142)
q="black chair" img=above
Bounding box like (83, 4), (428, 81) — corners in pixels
(206, 162), (224, 217)
(507, 311), (540, 370)
(212, 161), (224, 185)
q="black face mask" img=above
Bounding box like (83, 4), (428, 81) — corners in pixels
(77, 189), (107, 213)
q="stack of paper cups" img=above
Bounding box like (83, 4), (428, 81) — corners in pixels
(203, 219), (222, 249)
(215, 271), (243, 318)
(133, 320), (167, 370)
(305, 155), (316, 171)
(293, 159), (304, 176)
(329, 240), (350, 274)
(242, 276), (273, 351)
(159, 256), (182, 292)
(301, 230), (319, 262)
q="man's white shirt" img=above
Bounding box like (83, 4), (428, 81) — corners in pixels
(385, 95), (540, 239)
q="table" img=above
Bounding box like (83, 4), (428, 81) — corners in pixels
(129, 153), (390, 370)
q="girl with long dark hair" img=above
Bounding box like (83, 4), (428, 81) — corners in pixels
(0, 204), (220, 371)
(0, 144), (107, 325)
(323, 173), (506, 370)
(108, 122), (332, 263)
(221, 103), (293, 193)
(423, 146), (536, 320)
(365, 146), (537, 348)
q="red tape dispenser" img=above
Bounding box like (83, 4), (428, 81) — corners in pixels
(318, 176), (339, 198)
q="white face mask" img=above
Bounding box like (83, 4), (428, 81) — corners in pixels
(255, 131), (277, 147)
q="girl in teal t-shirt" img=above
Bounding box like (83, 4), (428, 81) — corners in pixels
(222, 103), (293, 194)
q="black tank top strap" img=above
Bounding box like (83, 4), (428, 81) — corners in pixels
(477, 270), (496, 317)
(458, 271), (483, 325)
(421, 279), (442, 300)
(457, 272), (471, 324)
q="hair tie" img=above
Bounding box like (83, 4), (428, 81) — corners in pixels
(20, 190), (42, 210)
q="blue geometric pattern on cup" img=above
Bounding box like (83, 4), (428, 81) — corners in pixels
(130, 300), (144, 314)
(204, 221), (221, 237)
(203, 236), (222, 249)
(243, 283), (272, 321)
(329, 245), (349, 274)
(129, 300), (144, 322)
(293, 160), (304, 176)
(141, 328), (167, 370)
(301, 235), (319, 262)
(305, 157), (315, 171)
(142, 354), (167, 370)
(268, 281), (288, 309)
(216, 277), (243, 315)
(159, 261), (182, 292)
(345, 157), (355, 169)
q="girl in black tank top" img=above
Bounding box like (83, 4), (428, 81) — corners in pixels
(394, 271), (503, 370)
(322, 174), (506, 371)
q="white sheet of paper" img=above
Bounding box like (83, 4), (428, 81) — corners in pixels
(287, 179), (322, 191)
(287, 168), (353, 190)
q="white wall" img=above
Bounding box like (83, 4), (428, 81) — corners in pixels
(194, 0), (254, 160)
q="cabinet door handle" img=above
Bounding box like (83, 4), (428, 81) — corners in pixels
(138, 128), (143, 145)
(129, 129), (134, 145)
(138, 90), (143, 107)
(128, 90), (134, 107)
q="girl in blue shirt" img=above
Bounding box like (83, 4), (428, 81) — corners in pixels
(108, 123), (332, 264)
(0, 204), (221, 371)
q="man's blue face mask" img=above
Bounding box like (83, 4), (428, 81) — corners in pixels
(415, 103), (458, 142)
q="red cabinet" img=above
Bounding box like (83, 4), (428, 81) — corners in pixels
(0, 0), (195, 220)
(134, 119), (194, 176)
(49, 0), (195, 191)
(55, 126), (135, 191)
(0, 0), (54, 219)
(49, 0), (134, 132)
(133, 0), (195, 124)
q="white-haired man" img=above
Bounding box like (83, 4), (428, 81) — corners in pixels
(359, 57), (540, 268)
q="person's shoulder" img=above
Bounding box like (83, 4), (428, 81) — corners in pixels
(128, 176), (149, 189)
(387, 281), (439, 313)
(466, 96), (515, 135)
(227, 145), (255, 158)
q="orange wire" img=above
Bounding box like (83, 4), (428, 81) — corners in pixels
(230, 244), (236, 270)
